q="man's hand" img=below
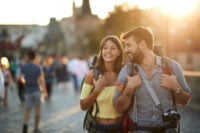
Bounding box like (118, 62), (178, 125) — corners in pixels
(115, 81), (125, 92)
(43, 90), (48, 99)
(126, 75), (142, 90)
(160, 74), (179, 91)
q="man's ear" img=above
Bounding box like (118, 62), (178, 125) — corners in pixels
(139, 40), (147, 49)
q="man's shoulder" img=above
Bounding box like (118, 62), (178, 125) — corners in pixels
(162, 56), (180, 67)
(119, 65), (128, 73)
(22, 63), (40, 70)
(121, 65), (128, 70)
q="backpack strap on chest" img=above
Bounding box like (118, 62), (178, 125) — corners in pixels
(161, 56), (177, 112)
(127, 62), (138, 76)
(161, 56), (173, 75)
(92, 68), (102, 117)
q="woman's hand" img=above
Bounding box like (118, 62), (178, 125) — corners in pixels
(93, 74), (107, 93)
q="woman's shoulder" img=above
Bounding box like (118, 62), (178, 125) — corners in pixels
(84, 69), (95, 84)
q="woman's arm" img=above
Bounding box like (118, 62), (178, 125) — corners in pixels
(80, 70), (106, 110)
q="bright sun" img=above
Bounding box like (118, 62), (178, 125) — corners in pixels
(160, 0), (197, 15)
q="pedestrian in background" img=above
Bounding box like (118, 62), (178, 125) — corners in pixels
(0, 66), (5, 103)
(0, 57), (13, 107)
(68, 56), (79, 92)
(55, 56), (69, 90)
(19, 51), (48, 133)
(43, 56), (55, 101)
(15, 62), (25, 104)
(74, 56), (89, 92)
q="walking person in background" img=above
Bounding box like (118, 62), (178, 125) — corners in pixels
(74, 56), (89, 92)
(43, 56), (55, 101)
(0, 66), (5, 103)
(19, 51), (48, 133)
(68, 57), (79, 92)
(55, 56), (69, 90)
(0, 57), (13, 107)
(15, 62), (25, 104)
(80, 35), (125, 133)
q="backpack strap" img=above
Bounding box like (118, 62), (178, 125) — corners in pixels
(93, 68), (101, 81)
(161, 56), (180, 133)
(161, 56), (173, 75)
(92, 68), (101, 117)
(126, 57), (179, 132)
(161, 56), (177, 112)
(127, 62), (138, 76)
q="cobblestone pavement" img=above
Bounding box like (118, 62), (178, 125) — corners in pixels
(0, 82), (200, 133)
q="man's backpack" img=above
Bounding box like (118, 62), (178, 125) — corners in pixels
(123, 56), (180, 133)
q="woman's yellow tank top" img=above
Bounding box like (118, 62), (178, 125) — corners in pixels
(80, 83), (123, 118)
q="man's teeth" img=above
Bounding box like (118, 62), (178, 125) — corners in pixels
(128, 53), (132, 57)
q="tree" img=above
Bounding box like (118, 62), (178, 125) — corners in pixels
(85, 27), (103, 55)
(104, 5), (144, 36)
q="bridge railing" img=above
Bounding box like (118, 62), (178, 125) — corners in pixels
(183, 70), (200, 105)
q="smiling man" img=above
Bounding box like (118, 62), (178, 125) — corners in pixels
(113, 27), (191, 133)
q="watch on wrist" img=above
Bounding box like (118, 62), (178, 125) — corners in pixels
(176, 87), (181, 94)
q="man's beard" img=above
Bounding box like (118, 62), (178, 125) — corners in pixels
(128, 48), (144, 65)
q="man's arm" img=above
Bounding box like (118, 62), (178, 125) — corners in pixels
(114, 75), (142, 113)
(38, 72), (48, 98)
(161, 61), (191, 106)
(160, 74), (191, 106)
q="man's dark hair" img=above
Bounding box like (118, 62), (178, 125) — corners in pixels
(27, 51), (36, 60)
(121, 26), (154, 50)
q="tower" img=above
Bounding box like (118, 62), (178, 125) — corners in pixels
(81, 0), (92, 16)
(72, 0), (77, 16)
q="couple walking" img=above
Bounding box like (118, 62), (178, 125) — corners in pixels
(80, 26), (191, 133)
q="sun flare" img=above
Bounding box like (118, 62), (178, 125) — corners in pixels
(160, 0), (197, 15)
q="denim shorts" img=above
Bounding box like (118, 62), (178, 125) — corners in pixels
(25, 91), (41, 108)
(88, 121), (124, 133)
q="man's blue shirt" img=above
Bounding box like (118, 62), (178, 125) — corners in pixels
(21, 63), (41, 94)
(114, 55), (191, 130)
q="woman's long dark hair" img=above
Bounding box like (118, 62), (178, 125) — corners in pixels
(153, 45), (165, 56)
(95, 35), (124, 74)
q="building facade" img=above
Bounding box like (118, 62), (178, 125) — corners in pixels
(59, 0), (102, 57)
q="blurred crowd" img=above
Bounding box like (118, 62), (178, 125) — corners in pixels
(0, 53), (90, 107)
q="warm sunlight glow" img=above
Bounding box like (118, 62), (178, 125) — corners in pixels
(160, 0), (197, 15)
(1, 57), (10, 69)
(0, 0), (198, 25)
(137, 0), (160, 9)
(0, 0), (73, 25)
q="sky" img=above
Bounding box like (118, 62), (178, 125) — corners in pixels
(0, 0), (198, 25)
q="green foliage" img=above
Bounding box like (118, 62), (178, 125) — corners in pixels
(104, 5), (145, 36)
(85, 4), (164, 55)
(85, 28), (103, 55)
